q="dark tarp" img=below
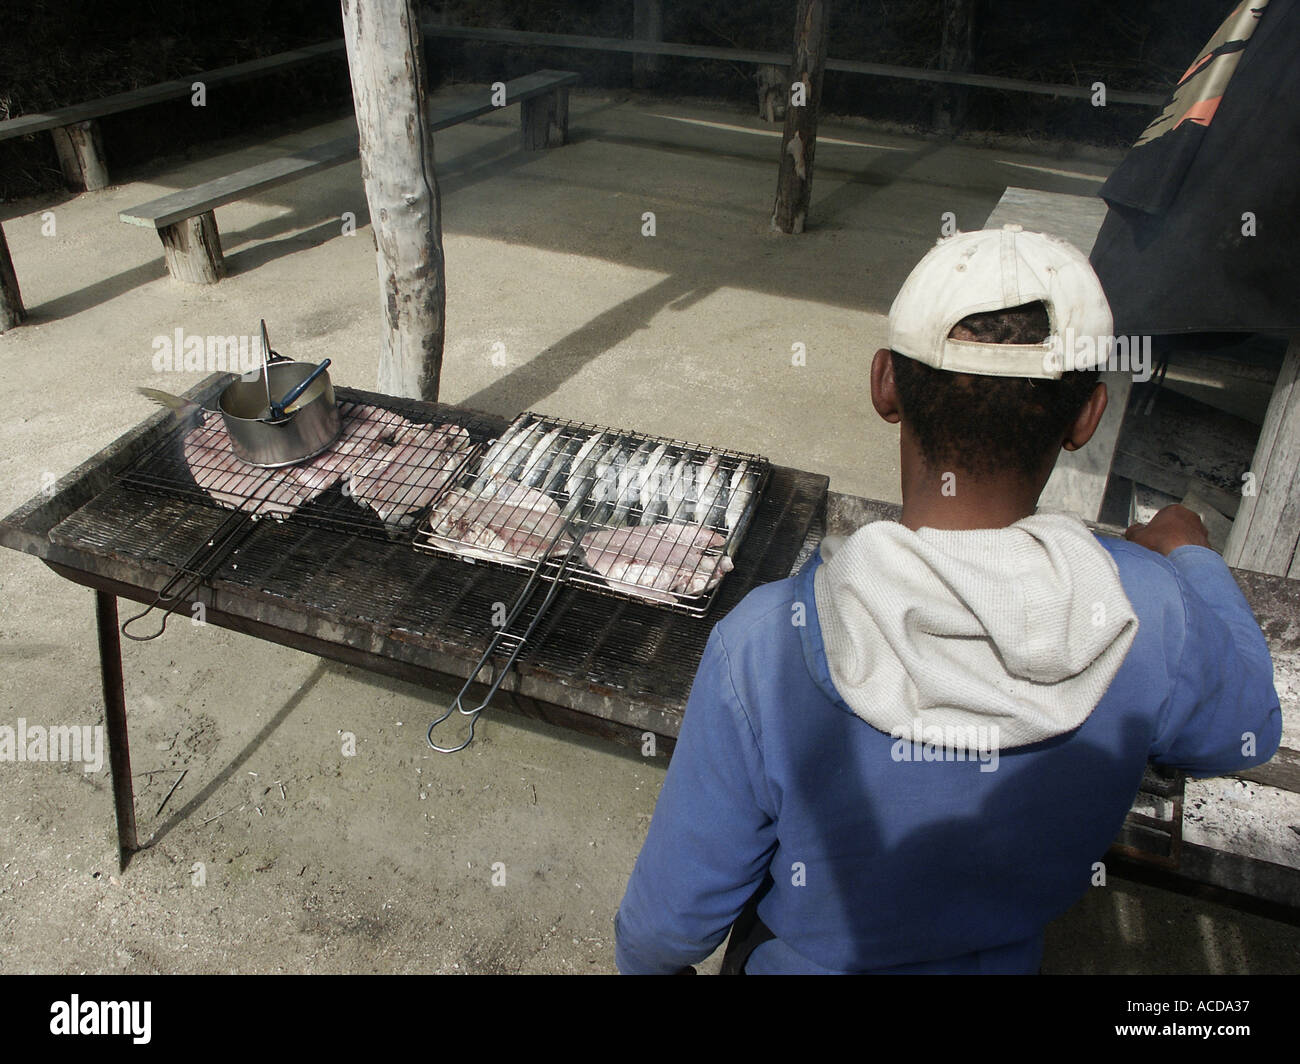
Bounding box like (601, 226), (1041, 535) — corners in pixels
(1089, 0), (1300, 337)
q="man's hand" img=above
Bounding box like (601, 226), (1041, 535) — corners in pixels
(1125, 504), (1213, 556)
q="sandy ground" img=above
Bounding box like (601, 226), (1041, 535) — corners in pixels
(1, 88), (1297, 974)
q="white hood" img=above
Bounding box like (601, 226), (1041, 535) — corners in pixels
(812, 513), (1138, 750)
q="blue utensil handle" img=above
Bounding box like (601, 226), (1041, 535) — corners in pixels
(271, 359), (331, 416)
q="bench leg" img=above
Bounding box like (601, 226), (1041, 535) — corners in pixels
(51, 120), (110, 191)
(0, 224), (25, 333)
(521, 87), (570, 151)
(159, 211), (226, 284)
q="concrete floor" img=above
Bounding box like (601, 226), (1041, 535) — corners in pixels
(1, 88), (1297, 974)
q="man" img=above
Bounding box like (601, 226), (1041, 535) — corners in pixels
(614, 226), (1282, 975)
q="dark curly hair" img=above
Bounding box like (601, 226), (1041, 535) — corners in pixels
(890, 302), (1100, 480)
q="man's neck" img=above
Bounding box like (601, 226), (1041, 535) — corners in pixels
(899, 467), (1044, 533)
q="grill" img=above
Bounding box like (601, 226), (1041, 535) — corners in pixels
(413, 412), (769, 616)
(103, 387), (776, 749)
(120, 396), (498, 538)
(7, 374), (1261, 893)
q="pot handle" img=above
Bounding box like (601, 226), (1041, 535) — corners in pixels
(271, 358), (331, 418)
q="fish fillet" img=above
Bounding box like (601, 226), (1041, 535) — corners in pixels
(347, 421), (473, 525)
(579, 520), (732, 601)
(183, 420), (314, 517)
(185, 406), (470, 524)
(429, 475), (571, 562)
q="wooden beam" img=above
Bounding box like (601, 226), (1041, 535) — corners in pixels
(1039, 372), (1133, 520)
(0, 41), (347, 142)
(520, 87), (569, 150)
(0, 223), (26, 332)
(118, 72), (575, 233)
(984, 187), (1117, 521)
(50, 120), (110, 191)
(1224, 337), (1300, 576)
(159, 211), (225, 285)
(119, 135), (360, 230)
(341, 0), (447, 401)
(419, 23), (1166, 106)
(632, 0), (664, 89)
(934, 0), (978, 131)
(772, 0), (831, 235)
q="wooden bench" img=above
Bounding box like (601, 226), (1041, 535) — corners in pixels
(118, 69), (579, 284)
(0, 41), (345, 192)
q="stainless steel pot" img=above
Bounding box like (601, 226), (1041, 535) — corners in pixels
(218, 360), (341, 468)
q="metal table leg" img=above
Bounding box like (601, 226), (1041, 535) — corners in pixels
(95, 591), (138, 869)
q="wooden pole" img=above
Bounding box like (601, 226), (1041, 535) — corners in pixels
(341, 0), (447, 401)
(51, 120), (111, 191)
(772, 0), (830, 234)
(1224, 337), (1300, 577)
(934, 0), (978, 132)
(0, 223), (26, 332)
(159, 211), (225, 284)
(633, 0), (664, 89)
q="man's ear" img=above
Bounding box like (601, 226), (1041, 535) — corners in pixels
(871, 348), (902, 424)
(1062, 380), (1108, 452)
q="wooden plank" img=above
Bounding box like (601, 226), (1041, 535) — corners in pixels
(0, 223), (26, 332)
(419, 23), (1165, 105)
(0, 20), (1159, 149)
(0, 41), (345, 141)
(50, 120), (110, 191)
(118, 72), (578, 231)
(159, 210), (225, 284)
(425, 70), (579, 132)
(984, 187), (1108, 256)
(984, 188), (1116, 520)
(520, 87), (569, 150)
(1039, 372), (1132, 521)
(118, 134), (360, 228)
(934, 0), (978, 130)
(1224, 338), (1300, 576)
(1236, 747), (1300, 794)
(632, 0), (664, 88)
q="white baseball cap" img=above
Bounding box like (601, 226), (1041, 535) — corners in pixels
(888, 225), (1114, 380)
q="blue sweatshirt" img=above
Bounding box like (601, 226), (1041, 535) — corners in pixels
(614, 534), (1282, 974)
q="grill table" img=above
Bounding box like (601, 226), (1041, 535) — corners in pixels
(4, 375), (1298, 924)
(0, 374), (825, 870)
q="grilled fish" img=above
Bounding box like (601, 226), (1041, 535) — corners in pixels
(521, 425), (565, 489)
(480, 414), (533, 483)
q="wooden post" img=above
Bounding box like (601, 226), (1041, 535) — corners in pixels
(633, 0), (664, 89)
(341, 0), (447, 401)
(1224, 338), (1300, 577)
(0, 223), (25, 332)
(158, 211), (226, 284)
(772, 0), (830, 234)
(51, 120), (111, 191)
(934, 0), (977, 132)
(521, 88), (570, 150)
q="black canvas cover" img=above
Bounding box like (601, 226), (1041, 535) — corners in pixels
(1090, 0), (1300, 337)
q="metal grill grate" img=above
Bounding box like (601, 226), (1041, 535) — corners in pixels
(115, 394), (770, 622)
(118, 398), (496, 540)
(413, 412), (770, 616)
